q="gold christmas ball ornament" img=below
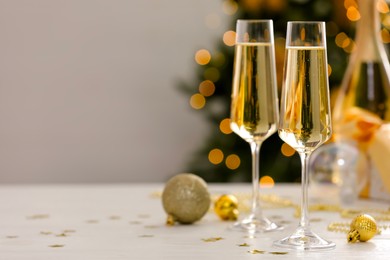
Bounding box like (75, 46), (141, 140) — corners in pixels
(347, 214), (378, 243)
(162, 173), (211, 225)
(214, 194), (239, 221)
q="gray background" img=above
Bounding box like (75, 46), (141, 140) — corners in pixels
(0, 0), (230, 183)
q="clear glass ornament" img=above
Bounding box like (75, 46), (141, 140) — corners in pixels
(310, 142), (366, 205)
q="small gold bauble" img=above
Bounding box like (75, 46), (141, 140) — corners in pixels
(162, 173), (211, 225)
(214, 194), (239, 221)
(348, 214), (378, 243)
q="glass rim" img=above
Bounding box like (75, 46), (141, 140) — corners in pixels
(237, 19), (273, 23)
(287, 21), (325, 25)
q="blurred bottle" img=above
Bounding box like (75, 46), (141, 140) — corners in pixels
(333, 0), (390, 199)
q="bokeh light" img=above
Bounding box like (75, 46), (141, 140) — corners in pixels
(346, 6), (360, 21)
(335, 32), (356, 53)
(199, 80), (215, 97)
(383, 15), (390, 27)
(343, 40), (356, 53)
(344, 0), (358, 9)
(222, 0), (238, 15)
(335, 32), (348, 47)
(195, 49), (211, 65)
(341, 38), (351, 49)
(377, 0), (390, 13)
(225, 154), (240, 170)
(381, 28), (390, 43)
(260, 176), (275, 188)
(208, 148), (224, 164)
(328, 64), (332, 77)
(223, 30), (236, 46)
(281, 143), (295, 157)
(219, 118), (233, 134)
(190, 93), (206, 109)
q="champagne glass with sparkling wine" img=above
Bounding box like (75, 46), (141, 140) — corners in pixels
(274, 22), (335, 250)
(230, 20), (281, 232)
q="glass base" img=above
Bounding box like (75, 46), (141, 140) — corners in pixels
(273, 227), (335, 251)
(232, 213), (283, 233)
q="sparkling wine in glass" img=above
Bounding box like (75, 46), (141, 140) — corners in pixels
(230, 19), (281, 232)
(273, 21), (335, 250)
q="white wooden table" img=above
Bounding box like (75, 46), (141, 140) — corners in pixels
(0, 183), (389, 259)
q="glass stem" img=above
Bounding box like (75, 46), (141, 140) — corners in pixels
(250, 141), (262, 216)
(299, 151), (311, 230)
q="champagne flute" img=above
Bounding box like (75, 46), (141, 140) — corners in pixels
(273, 22), (335, 250)
(230, 20), (281, 232)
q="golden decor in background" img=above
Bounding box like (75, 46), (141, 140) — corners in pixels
(348, 214), (378, 242)
(327, 214), (386, 243)
(162, 174), (211, 225)
(214, 194), (239, 221)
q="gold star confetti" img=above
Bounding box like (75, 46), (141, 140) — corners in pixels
(27, 214), (50, 220)
(109, 215), (121, 220)
(55, 233), (67, 237)
(49, 244), (64, 248)
(6, 235), (18, 239)
(202, 237), (223, 242)
(248, 249), (265, 254)
(237, 243), (250, 247)
(269, 251), (288, 255)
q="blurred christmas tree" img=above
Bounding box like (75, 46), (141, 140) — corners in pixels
(179, 0), (390, 183)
